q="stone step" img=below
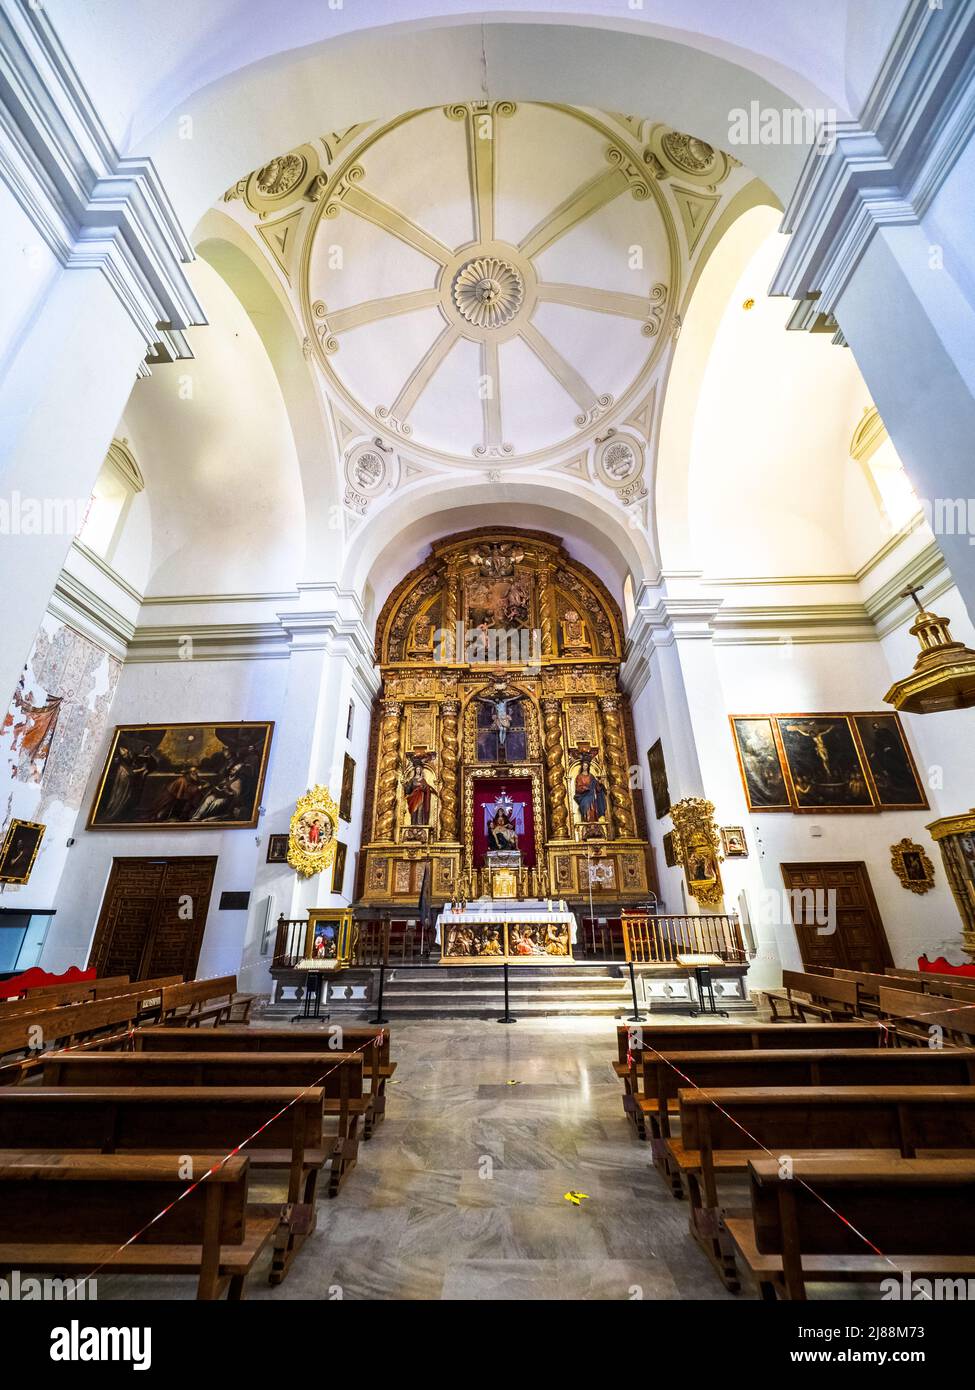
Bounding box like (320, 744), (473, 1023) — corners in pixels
(381, 987), (628, 1003)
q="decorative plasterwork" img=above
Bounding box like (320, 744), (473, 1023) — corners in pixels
(849, 404), (888, 463)
(0, 1), (204, 365)
(770, 1), (975, 332)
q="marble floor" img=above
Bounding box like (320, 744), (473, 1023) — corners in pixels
(99, 1015), (758, 1301)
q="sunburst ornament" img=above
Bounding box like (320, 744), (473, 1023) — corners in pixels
(287, 785), (340, 877)
(452, 257), (525, 329)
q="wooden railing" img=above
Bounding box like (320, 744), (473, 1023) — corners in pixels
(621, 912), (747, 965)
(271, 917), (307, 969)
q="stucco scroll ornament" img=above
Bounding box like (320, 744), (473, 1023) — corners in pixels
(288, 785), (340, 877)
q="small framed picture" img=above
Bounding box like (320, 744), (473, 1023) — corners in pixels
(331, 841), (347, 894)
(662, 830), (678, 868)
(0, 819), (45, 884)
(720, 826), (748, 858)
(339, 753), (355, 822)
(266, 833), (290, 864)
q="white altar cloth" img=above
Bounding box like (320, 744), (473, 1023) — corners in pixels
(434, 903), (578, 945)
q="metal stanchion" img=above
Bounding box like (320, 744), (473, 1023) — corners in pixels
(372, 958), (389, 1024)
(626, 959), (647, 1023)
(496, 961), (518, 1023)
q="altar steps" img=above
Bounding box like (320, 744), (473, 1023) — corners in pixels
(370, 965), (632, 1018)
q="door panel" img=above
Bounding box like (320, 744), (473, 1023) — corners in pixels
(780, 861), (893, 972)
(89, 858), (216, 981)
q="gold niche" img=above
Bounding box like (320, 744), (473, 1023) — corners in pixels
(358, 528), (655, 908)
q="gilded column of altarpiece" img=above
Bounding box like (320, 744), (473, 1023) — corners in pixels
(358, 528), (656, 908)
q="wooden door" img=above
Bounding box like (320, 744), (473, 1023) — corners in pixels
(88, 858), (217, 980)
(780, 861), (893, 972)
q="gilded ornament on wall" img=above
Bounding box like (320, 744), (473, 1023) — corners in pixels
(889, 838), (936, 895)
(288, 785), (340, 877)
(670, 796), (724, 908)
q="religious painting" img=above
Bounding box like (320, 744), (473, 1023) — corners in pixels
(853, 715), (928, 810)
(569, 745), (608, 825)
(484, 790), (523, 853)
(0, 818), (45, 884)
(890, 837), (935, 895)
(730, 717), (791, 811)
(332, 840), (347, 894)
(465, 542), (531, 634)
(311, 919), (338, 961)
(720, 826), (748, 858)
(777, 716), (874, 810)
(662, 830), (678, 868)
(88, 721), (273, 829)
(288, 784), (339, 877)
(339, 753), (355, 821)
(401, 749), (437, 826)
(474, 686), (527, 762)
(266, 833), (289, 864)
(647, 738), (671, 819)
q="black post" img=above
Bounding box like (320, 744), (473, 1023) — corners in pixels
(372, 959), (389, 1025)
(496, 961), (517, 1024)
(626, 959), (646, 1023)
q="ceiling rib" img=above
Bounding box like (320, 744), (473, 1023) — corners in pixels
(518, 167), (628, 261)
(481, 339), (503, 449)
(389, 323), (462, 420)
(326, 288), (441, 336)
(340, 185), (453, 265)
(518, 321), (599, 413)
(535, 283), (651, 320)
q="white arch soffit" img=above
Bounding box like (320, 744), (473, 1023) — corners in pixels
(655, 199), (784, 574)
(135, 19), (846, 227)
(195, 210), (342, 581)
(343, 476), (657, 602)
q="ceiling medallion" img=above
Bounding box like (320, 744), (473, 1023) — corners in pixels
(660, 131), (716, 175)
(452, 257), (525, 329)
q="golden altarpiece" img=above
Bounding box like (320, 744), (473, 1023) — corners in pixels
(357, 529), (656, 912)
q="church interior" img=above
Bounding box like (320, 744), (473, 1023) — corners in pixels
(2, 0), (975, 1332)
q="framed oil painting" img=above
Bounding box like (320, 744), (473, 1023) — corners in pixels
(0, 819), (45, 884)
(339, 753), (355, 822)
(88, 722), (273, 829)
(647, 739), (671, 819)
(662, 829), (678, 868)
(730, 717), (791, 811)
(721, 826), (748, 857)
(332, 840), (347, 894)
(852, 714), (928, 810)
(266, 833), (290, 864)
(777, 716), (874, 811)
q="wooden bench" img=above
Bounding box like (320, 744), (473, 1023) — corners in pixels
(134, 1024), (395, 1136)
(0, 1086), (326, 1284)
(879, 986), (975, 1046)
(0, 1151), (277, 1299)
(726, 1156), (975, 1300)
(669, 1085), (975, 1289)
(638, 1046), (975, 1192)
(41, 1051), (369, 1193)
(764, 969), (861, 1022)
(0, 975), (131, 1014)
(613, 1021), (883, 1139)
(0, 996), (142, 1080)
(159, 976), (255, 1027)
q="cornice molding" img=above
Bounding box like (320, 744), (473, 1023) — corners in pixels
(49, 566), (134, 660)
(771, 1), (975, 328)
(0, 0), (205, 363)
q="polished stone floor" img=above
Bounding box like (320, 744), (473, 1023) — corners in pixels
(99, 1015), (758, 1301)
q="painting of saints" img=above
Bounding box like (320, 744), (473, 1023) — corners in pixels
(571, 747), (608, 823)
(402, 749), (437, 826)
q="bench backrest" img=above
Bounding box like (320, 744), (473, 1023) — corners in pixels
(645, 1047), (975, 1106)
(616, 1021), (880, 1064)
(0, 995), (141, 1060)
(0, 975), (132, 1016)
(879, 986), (975, 1040)
(0, 1087), (324, 1153)
(160, 976), (238, 1014)
(43, 1051), (365, 1099)
(832, 969), (917, 996)
(0, 1152), (249, 1247)
(680, 1085), (975, 1154)
(748, 1156), (975, 1256)
(135, 1024), (391, 1066)
(782, 969), (859, 1008)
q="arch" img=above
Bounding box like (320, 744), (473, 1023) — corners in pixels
(195, 211), (342, 582)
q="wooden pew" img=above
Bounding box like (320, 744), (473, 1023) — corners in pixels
(764, 969), (861, 1022)
(613, 1020), (883, 1139)
(0, 1086), (325, 1283)
(879, 986), (975, 1046)
(669, 1085), (975, 1289)
(41, 1051), (369, 1193)
(726, 1157), (975, 1300)
(134, 1024), (395, 1136)
(0, 975), (130, 1016)
(638, 1046), (975, 1192)
(159, 976), (255, 1027)
(0, 1151), (277, 1299)
(0, 996), (141, 1079)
